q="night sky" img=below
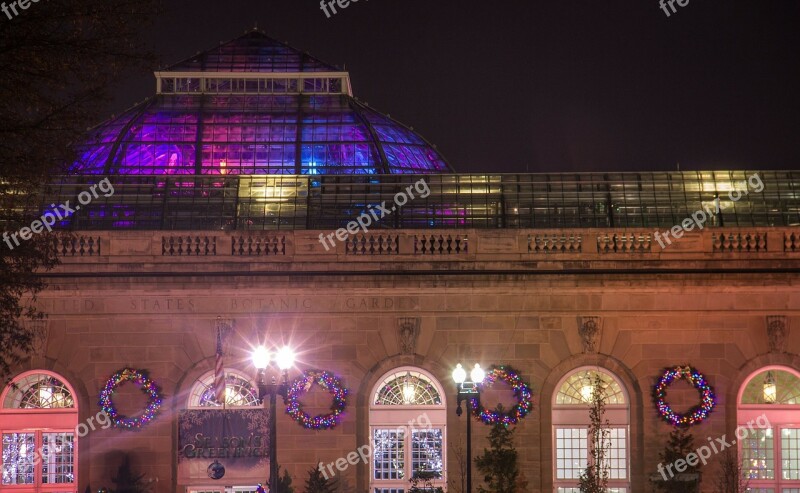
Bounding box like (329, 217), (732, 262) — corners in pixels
(112, 0), (800, 174)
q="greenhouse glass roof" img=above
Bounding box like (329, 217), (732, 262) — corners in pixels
(41, 171), (800, 231)
(69, 31), (452, 176)
(42, 32), (799, 232)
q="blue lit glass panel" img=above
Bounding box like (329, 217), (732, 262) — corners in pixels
(373, 124), (424, 145)
(68, 95), (449, 175)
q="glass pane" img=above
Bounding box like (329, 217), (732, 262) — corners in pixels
(743, 428), (775, 480)
(782, 428), (800, 480)
(605, 428), (628, 479)
(741, 370), (800, 405)
(555, 427), (588, 480)
(411, 429), (443, 479)
(374, 371), (442, 406)
(189, 371), (260, 408)
(373, 429), (405, 480)
(556, 370), (626, 405)
(42, 433), (75, 484)
(2, 433), (36, 485)
(3, 373), (75, 409)
(199, 375), (260, 407)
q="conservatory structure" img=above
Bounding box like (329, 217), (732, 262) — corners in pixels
(1, 30), (799, 493)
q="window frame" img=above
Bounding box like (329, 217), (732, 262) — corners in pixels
(551, 367), (630, 492)
(187, 369), (261, 410)
(370, 369), (446, 410)
(0, 371), (79, 493)
(738, 366), (800, 491)
(369, 367), (447, 492)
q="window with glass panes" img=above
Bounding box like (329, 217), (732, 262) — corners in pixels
(0, 372), (78, 493)
(187, 369), (260, 409)
(553, 367), (630, 492)
(370, 368), (447, 492)
(739, 367), (800, 492)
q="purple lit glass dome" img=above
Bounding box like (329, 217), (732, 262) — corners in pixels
(70, 31), (452, 176)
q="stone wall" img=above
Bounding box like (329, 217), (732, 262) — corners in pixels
(12, 229), (800, 492)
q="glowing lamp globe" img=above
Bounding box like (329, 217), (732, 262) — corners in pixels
(452, 364), (467, 384)
(251, 346), (270, 370)
(275, 346), (296, 371)
(470, 364), (486, 384)
(763, 371), (777, 404)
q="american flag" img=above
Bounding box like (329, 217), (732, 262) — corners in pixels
(214, 325), (225, 406)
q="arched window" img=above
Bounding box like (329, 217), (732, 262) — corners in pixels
(738, 366), (800, 492)
(187, 370), (260, 408)
(369, 368), (447, 493)
(552, 367), (630, 493)
(0, 371), (79, 492)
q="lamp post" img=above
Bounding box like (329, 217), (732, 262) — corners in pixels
(452, 363), (485, 493)
(252, 345), (296, 493)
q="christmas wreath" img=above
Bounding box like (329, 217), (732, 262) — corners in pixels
(471, 366), (533, 426)
(285, 370), (348, 430)
(99, 368), (163, 430)
(653, 365), (716, 427)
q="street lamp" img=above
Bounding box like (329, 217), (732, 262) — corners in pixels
(252, 345), (296, 492)
(452, 363), (485, 493)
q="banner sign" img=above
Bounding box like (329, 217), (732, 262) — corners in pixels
(178, 409), (270, 467)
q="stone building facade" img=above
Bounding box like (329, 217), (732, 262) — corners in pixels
(3, 227), (798, 492)
(2, 30), (799, 493)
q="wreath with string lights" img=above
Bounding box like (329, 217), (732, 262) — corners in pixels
(99, 368), (163, 430)
(285, 370), (348, 430)
(653, 365), (716, 427)
(471, 366), (533, 426)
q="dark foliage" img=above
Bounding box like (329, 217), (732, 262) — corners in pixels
(304, 465), (338, 493)
(474, 404), (522, 493)
(110, 455), (152, 493)
(409, 470), (443, 493)
(0, 0), (158, 380)
(268, 466), (294, 493)
(654, 428), (701, 493)
(714, 449), (749, 493)
(578, 375), (610, 493)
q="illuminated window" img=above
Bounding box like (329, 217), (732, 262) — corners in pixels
(2, 373), (75, 409)
(370, 367), (446, 492)
(739, 366), (800, 492)
(2, 433), (35, 485)
(556, 369), (626, 405)
(0, 371), (78, 492)
(373, 429), (405, 481)
(741, 369), (800, 405)
(553, 367), (630, 492)
(42, 433), (75, 484)
(374, 371), (442, 406)
(555, 428), (588, 480)
(188, 370), (260, 408)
